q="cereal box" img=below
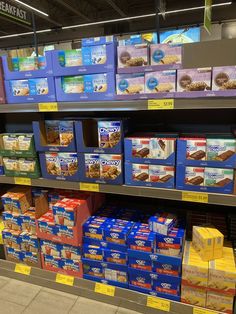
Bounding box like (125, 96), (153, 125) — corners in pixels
(59, 121), (74, 146)
(10, 80), (29, 96)
(43, 254), (61, 269)
(149, 165), (175, 183)
(204, 168), (234, 187)
(100, 154), (122, 180)
(52, 199), (78, 227)
(206, 291), (234, 314)
(132, 164), (149, 181)
(116, 74), (144, 95)
(85, 154), (100, 179)
(212, 66), (236, 91)
(145, 70), (176, 93)
(206, 139), (236, 161)
(45, 153), (61, 176)
(61, 258), (81, 272)
(185, 166), (205, 186)
(98, 121), (121, 148)
(150, 138), (175, 159)
(182, 241), (209, 289)
(62, 76), (84, 93)
(183, 137), (206, 160)
(5, 247), (22, 263)
(208, 246), (236, 296)
(117, 44), (148, 68)
(58, 49), (82, 67)
(131, 137), (150, 158)
(2, 212), (22, 231)
(82, 45), (106, 65)
(84, 74), (107, 93)
(20, 232), (39, 253)
(2, 229), (21, 250)
(103, 249), (127, 265)
(45, 121), (60, 145)
(177, 68), (212, 92)
(156, 227), (185, 256)
(21, 210), (36, 234)
(83, 244), (103, 260)
(127, 230), (156, 253)
(192, 226), (214, 261)
(40, 240), (62, 257)
(58, 152), (78, 177)
(18, 57), (38, 71)
(181, 284), (206, 307)
(148, 212), (177, 235)
(28, 78), (49, 95)
(61, 244), (81, 260)
(150, 44), (182, 66)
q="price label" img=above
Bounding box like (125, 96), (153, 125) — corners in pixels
(38, 102), (58, 112)
(14, 177), (31, 186)
(80, 183), (99, 192)
(182, 191), (208, 203)
(15, 264), (31, 275)
(94, 283), (115, 296)
(148, 99), (174, 110)
(56, 273), (74, 286)
(0, 221), (4, 244)
(193, 308), (216, 314)
(147, 296), (170, 312)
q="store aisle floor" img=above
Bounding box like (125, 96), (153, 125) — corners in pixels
(0, 276), (142, 314)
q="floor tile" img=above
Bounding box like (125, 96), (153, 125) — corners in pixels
(0, 275), (10, 289)
(69, 296), (118, 314)
(0, 278), (41, 306)
(0, 299), (25, 314)
(42, 287), (78, 300)
(24, 290), (77, 314)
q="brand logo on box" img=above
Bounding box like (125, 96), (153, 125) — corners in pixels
(88, 249), (97, 255)
(208, 145), (226, 152)
(100, 160), (120, 166)
(164, 237), (174, 244)
(136, 260), (145, 266)
(135, 240), (145, 246)
(91, 267), (101, 273)
(161, 283), (171, 289)
(162, 264), (172, 270)
(88, 228), (97, 233)
(137, 277), (145, 283)
(110, 233), (119, 239)
(111, 253), (120, 258)
(100, 127), (120, 134)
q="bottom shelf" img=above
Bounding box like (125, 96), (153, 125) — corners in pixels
(0, 259), (224, 314)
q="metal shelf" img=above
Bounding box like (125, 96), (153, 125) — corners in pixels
(0, 176), (235, 206)
(1, 97), (236, 113)
(0, 259), (222, 314)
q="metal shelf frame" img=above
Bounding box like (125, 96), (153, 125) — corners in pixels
(0, 97), (236, 113)
(0, 259), (222, 314)
(0, 176), (235, 206)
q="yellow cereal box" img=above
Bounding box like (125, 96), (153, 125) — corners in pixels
(182, 241), (209, 289)
(192, 226), (214, 261)
(181, 284), (206, 307)
(206, 226), (224, 259)
(208, 246), (236, 296)
(206, 291), (234, 314)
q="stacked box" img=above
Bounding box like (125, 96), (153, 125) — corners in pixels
(124, 134), (176, 188)
(82, 206), (139, 288)
(1, 188), (41, 267)
(40, 239), (83, 278)
(0, 133), (40, 178)
(54, 36), (116, 101)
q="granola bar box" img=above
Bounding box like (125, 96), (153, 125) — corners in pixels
(116, 74), (144, 95)
(212, 66), (236, 91)
(145, 70), (176, 93)
(176, 68), (212, 95)
(117, 44), (148, 68)
(150, 44), (182, 67)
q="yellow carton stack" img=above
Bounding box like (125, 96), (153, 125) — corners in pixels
(181, 241), (208, 307)
(207, 246), (236, 313)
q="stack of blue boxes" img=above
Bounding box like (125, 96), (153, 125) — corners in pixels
(52, 36), (116, 102)
(127, 212), (185, 301)
(82, 205), (139, 288)
(2, 52), (56, 103)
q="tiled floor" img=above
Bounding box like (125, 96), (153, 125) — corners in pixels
(0, 276), (142, 314)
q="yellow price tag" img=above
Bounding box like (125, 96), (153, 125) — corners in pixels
(38, 102), (58, 112)
(148, 99), (174, 110)
(147, 296), (170, 312)
(14, 177), (31, 186)
(0, 221), (4, 244)
(80, 183), (99, 192)
(56, 273), (74, 286)
(94, 283), (115, 296)
(193, 308), (216, 314)
(182, 191), (208, 203)
(15, 264), (31, 275)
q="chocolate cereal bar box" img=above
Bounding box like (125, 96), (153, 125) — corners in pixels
(117, 44), (148, 68)
(212, 66), (236, 96)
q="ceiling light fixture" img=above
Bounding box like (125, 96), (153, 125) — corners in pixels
(0, 2), (232, 39)
(12, 0), (49, 16)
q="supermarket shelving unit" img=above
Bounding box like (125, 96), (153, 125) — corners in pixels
(0, 38), (236, 314)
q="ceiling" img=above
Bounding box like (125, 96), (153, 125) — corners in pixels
(0, 0), (236, 48)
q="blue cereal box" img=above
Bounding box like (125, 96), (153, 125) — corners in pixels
(40, 240), (62, 257)
(2, 229), (21, 250)
(61, 244), (81, 260)
(21, 210), (36, 234)
(83, 219), (105, 240)
(2, 212), (22, 231)
(98, 121), (121, 149)
(152, 275), (181, 296)
(127, 231), (156, 253)
(128, 267), (152, 290)
(43, 254), (61, 269)
(148, 212), (177, 235)
(20, 232), (39, 253)
(82, 45), (107, 65)
(22, 251), (40, 266)
(103, 249), (127, 265)
(61, 258), (81, 272)
(156, 227), (185, 256)
(83, 244), (104, 261)
(82, 258), (104, 278)
(58, 225), (74, 239)
(37, 211), (58, 236)
(5, 247), (22, 262)
(84, 74), (107, 93)
(85, 154), (100, 179)
(104, 224), (132, 245)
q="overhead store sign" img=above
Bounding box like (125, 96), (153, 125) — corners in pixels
(0, 1), (31, 25)
(204, 0), (212, 34)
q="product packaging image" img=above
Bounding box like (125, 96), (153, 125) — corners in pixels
(148, 212), (177, 235)
(150, 43), (182, 67)
(116, 74), (145, 95)
(58, 49), (82, 67)
(145, 70), (176, 93)
(62, 76), (84, 93)
(82, 45), (107, 65)
(212, 66), (236, 94)
(84, 74), (107, 93)
(117, 44), (148, 68)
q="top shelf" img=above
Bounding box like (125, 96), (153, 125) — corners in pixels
(1, 97), (236, 113)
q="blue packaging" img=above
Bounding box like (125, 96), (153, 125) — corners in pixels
(20, 232), (39, 253)
(84, 74), (107, 93)
(2, 229), (21, 250)
(128, 267), (152, 290)
(58, 225), (74, 239)
(61, 244), (81, 260)
(104, 224), (132, 245)
(83, 244), (104, 261)
(2, 212), (22, 231)
(82, 258), (104, 278)
(83, 237), (128, 253)
(38, 219), (58, 236)
(83, 220), (105, 240)
(61, 258), (81, 272)
(103, 249), (127, 265)
(22, 251), (40, 266)
(156, 227), (185, 256)
(40, 240), (62, 257)
(82, 45), (107, 65)
(43, 254), (61, 269)
(82, 36), (115, 46)
(127, 230), (156, 253)
(5, 247), (22, 262)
